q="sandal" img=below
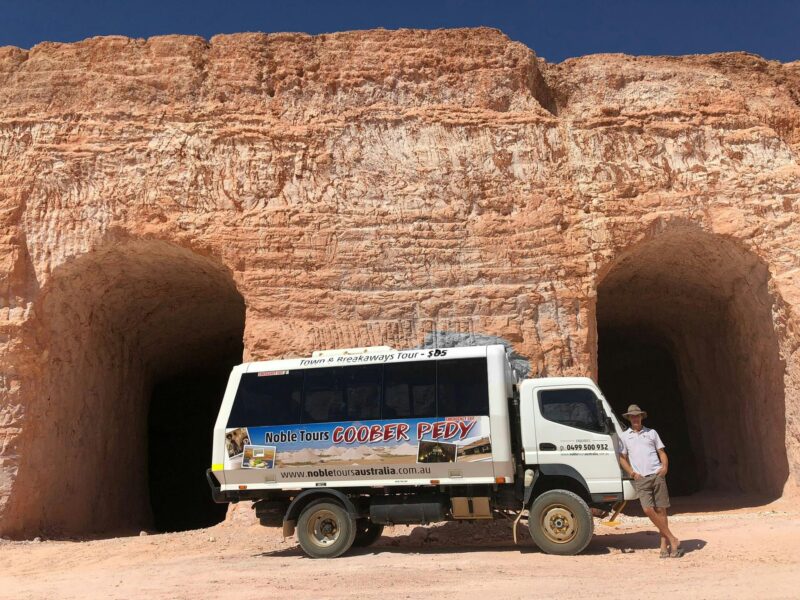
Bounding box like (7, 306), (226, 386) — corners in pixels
(670, 547), (685, 558)
(659, 548), (669, 559)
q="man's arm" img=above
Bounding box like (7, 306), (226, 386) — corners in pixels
(657, 448), (669, 477)
(618, 453), (641, 480)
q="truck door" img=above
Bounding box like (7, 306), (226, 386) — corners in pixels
(533, 386), (622, 498)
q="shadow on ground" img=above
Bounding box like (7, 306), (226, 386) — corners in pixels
(255, 526), (707, 559)
(586, 532), (707, 555)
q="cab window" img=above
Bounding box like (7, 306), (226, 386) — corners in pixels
(538, 388), (604, 433)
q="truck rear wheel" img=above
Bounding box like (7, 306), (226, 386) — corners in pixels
(353, 519), (384, 547)
(296, 500), (356, 558)
(528, 489), (594, 555)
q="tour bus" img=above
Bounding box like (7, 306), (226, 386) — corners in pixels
(207, 345), (635, 558)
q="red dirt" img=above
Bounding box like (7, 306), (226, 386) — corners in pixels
(2, 500), (798, 600)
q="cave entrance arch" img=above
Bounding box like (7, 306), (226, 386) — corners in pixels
(596, 227), (788, 502)
(18, 240), (245, 537)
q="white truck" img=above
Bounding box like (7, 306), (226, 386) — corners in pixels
(206, 344), (636, 558)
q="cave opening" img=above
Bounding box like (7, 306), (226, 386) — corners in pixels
(17, 240), (244, 537)
(147, 360), (237, 533)
(598, 329), (700, 496)
(596, 227), (788, 504)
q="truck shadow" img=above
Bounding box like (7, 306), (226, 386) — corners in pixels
(256, 544), (538, 558)
(255, 532), (706, 558)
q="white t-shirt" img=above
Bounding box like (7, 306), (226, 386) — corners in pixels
(620, 427), (665, 477)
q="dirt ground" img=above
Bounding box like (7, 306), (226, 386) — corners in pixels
(2, 497), (798, 600)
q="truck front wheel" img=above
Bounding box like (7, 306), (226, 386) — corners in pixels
(296, 500), (357, 558)
(528, 489), (594, 555)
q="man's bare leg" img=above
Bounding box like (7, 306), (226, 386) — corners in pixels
(643, 507), (680, 550)
(655, 507), (680, 550)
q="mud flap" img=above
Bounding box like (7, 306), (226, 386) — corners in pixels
(282, 519), (296, 539)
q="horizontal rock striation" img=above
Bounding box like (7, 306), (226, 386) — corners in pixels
(0, 28), (799, 537)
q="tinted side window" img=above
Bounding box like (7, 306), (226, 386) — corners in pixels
(437, 358), (489, 417)
(303, 367), (346, 423)
(342, 364), (382, 421)
(302, 365), (383, 423)
(227, 371), (303, 428)
(383, 361), (436, 419)
(539, 388), (604, 433)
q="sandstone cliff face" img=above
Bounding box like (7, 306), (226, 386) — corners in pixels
(0, 28), (798, 537)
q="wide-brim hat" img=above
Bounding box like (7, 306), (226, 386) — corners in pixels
(622, 404), (648, 419)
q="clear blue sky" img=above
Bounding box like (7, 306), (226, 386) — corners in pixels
(1, 0), (798, 63)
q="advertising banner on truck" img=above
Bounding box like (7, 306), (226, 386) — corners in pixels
(223, 416), (493, 482)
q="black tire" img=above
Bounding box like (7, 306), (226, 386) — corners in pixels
(353, 519), (384, 547)
(528, 489), (594, 555)
(296, 500), (357, 559)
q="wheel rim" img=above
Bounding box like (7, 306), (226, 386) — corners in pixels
(540, 503), (578, 544)
(307, 509), (341, 548)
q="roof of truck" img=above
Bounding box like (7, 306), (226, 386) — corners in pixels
(520, 376), (599, 387)
(240, 344), (507, 373)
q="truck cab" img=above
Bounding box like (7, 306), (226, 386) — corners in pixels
(518, 377), (636, 505)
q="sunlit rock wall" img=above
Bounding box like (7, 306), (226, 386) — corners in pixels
(0, 28), (799, 536)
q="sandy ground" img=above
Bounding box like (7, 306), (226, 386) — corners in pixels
(2, 499), (798, 600)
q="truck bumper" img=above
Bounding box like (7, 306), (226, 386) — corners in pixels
(206, 468), (233, 504)
(622, 480), (637, 501)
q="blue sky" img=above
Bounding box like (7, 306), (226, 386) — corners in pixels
(1, 1), (798, 62)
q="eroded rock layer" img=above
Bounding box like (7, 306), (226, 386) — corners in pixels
(0, 28), (799, 537)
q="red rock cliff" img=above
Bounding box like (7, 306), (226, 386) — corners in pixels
(0, 28), (798, 537)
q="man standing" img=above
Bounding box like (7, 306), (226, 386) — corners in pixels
(618, 404), (684, 558)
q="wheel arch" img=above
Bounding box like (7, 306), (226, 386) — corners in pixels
(284, 489), (359, 524)
(534, 464), (592, 504)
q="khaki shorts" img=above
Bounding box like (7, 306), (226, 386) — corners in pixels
(632, 474), (670, 509)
